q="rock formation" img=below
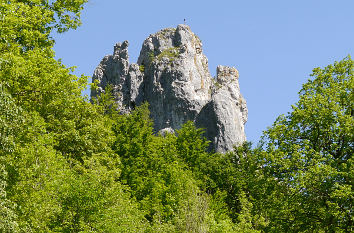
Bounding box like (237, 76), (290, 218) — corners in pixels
(91, 24), (247, 152)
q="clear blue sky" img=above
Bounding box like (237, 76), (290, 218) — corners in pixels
(54, 0), (354, 145)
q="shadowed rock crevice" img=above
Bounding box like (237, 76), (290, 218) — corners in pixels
(91, 24), (247, 152)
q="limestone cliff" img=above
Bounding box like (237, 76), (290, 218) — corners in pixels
(91, 24), (247, 152)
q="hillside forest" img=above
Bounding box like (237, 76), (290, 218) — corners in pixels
(0, 1), (353, 232)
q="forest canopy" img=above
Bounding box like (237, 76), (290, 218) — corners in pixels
(0, 0), (353, 232)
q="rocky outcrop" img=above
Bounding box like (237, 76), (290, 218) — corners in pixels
(91, 24), (247, 152)
(196, 65), (247, 152)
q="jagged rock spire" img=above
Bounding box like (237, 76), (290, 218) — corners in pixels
(91, 25), (247, 152)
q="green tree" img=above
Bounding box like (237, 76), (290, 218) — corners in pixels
(112, 105), (237, 232)
(0, 0), (109, 163)
(1, 1), (150, 232)
(0, 84), (21, 232)
(0, 0), (87, 53)
(196, 142), (268, 232)
(260, 56), (353, 232)
(112, 105), (196, 223)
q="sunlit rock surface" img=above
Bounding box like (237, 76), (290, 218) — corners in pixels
(91, 24), (247, 152)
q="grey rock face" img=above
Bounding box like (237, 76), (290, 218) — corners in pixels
(91, 40), (137, 114)
(91, 24), (247, 152)
(196, 66), (248, 152)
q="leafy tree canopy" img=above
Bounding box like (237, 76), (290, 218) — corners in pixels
(260, 56), (353, 232)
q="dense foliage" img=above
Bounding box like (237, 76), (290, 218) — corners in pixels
(1, 1), (352, 232)
(259, 57), (353, 232)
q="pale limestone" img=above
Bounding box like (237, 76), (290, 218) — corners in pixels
(91, 25), (248, 152)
